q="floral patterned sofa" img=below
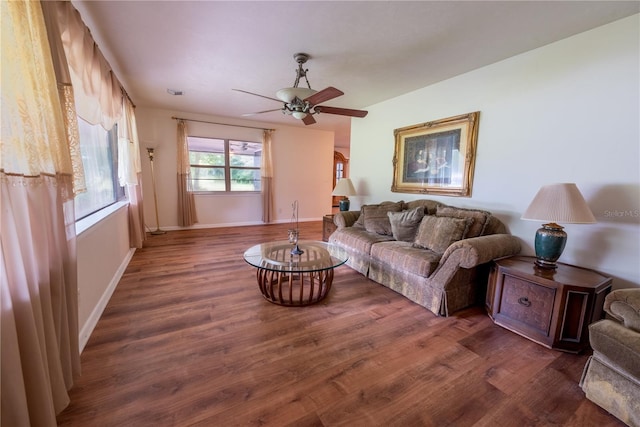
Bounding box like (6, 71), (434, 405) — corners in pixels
(328, 199), (521, 316)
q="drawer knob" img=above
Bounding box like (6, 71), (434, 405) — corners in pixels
(518, 297), (532, 307)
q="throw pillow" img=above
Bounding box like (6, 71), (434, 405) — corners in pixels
(436, 205), (491, 238)
(352, 205), (366, 228)
(413, 215), (471, 254)
(387, 207), (425, 242)
(353, 201), (403, 229)
(363, 202), (403, 235)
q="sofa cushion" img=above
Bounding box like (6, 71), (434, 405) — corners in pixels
(371, 241), (441, 278)
(362, 202), (403, 235)
(404, 200), (443, 215)
(436, 205), (491, 238)
(413, 215), (471, 254)
(329, 227), (394, 255)
(387, 207), (425, 242)
(481, 215), (507, 235)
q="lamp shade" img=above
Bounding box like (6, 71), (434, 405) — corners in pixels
(332, 178), (357, 197)
(521, 183), (596, 224)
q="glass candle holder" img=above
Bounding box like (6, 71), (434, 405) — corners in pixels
(288, 229), (299, 245)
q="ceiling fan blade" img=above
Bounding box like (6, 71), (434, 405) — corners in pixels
(233, 89), (282, 103)
(242, 108), (282, 117)
(304, 87), (344, 105)
(315, 106), (368, 118)
(302, 114), (316, 125)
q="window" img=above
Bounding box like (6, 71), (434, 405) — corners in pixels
(188, 137), (262, 192)
(74, 117), (124, 220)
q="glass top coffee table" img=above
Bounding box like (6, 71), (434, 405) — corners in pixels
(243, 240), (348, 306)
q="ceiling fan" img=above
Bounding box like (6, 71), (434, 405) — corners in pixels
(233, 53), (368, 125)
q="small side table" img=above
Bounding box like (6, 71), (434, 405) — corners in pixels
(486, 256), (612, 353)
(322, 214), (337, 242)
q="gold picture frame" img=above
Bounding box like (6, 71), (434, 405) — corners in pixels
(392, 111), (480, 197)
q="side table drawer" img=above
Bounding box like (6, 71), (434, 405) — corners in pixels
(498, 274), (556, 338)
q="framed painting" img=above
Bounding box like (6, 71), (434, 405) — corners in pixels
(391, 111), (480, 197)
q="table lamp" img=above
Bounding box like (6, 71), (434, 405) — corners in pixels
(521, 183), (596, 269)
(332, 178), (357, 211)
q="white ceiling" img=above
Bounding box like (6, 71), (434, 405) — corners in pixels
(72, 1), (639, 147)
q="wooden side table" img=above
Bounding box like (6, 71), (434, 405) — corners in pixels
(486, 256), (612, 353)
(322, 214), (337, 242)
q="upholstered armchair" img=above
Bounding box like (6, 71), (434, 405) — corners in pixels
(580, 288), (640, 426)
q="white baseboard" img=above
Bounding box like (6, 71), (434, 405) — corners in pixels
(79, 248), (136, 352)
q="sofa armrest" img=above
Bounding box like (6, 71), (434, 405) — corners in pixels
(440, 234), (521, 269)
(333, 210), (360, 229)
(604, 288), (640, 333)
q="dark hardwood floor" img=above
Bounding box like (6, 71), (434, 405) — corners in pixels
(57, 222), (624, 426)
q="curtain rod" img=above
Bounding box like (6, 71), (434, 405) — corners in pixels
(171, 116), (275, 132)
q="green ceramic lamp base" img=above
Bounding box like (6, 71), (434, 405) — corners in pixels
(339, 198), (350, 211)
(534, 222), (567, 269)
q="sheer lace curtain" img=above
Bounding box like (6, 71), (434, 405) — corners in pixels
(261, 129), (275, 223)
(177, 120), (198, 226)
(1, 1), (80, 425)
(41, 1), (84, 195)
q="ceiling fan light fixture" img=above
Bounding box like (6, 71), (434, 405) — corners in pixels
(276, 87), (316, 103)
(292, 111), (307, 120)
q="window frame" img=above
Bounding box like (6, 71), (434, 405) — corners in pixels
(188, 136), (262, 193)
(74, 118), (125, 222)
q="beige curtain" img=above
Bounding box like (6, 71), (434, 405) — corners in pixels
(1, 1), (81, 425)
(55, 0), (123, 130)
(261, 129), (275, 223)
(177, 120), (198, 226)
(117, 95), (146, 248)
(43, 1), (142, 248)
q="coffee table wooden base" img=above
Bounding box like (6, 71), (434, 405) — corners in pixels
(256, 268), (334, 306)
